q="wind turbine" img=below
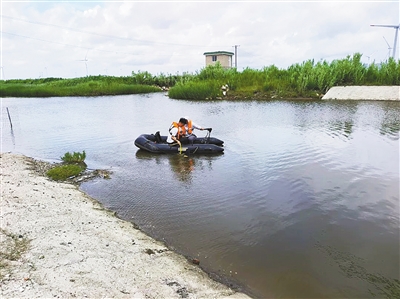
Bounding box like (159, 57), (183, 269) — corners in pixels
(370, 23), (400, 59)
(78, 50), (89, 77)
(383, 36), (392, 59)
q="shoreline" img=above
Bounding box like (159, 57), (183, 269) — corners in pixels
(0, 153), (252, 298)
(223, 86), (400, 101)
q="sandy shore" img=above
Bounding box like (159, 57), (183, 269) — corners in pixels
(0, 153), (251, 298)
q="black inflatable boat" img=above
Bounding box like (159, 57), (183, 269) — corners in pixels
(134, 131), (224, 154)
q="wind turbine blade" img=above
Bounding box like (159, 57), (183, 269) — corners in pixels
(371, 24), (400, 29)
(383, 36), (391, 48)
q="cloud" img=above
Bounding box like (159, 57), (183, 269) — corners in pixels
(1, 1), (399, 79)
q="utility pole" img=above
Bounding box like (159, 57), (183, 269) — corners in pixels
(233, 45), (240, 69)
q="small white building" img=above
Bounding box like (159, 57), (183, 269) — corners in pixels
(203, 51), (234, 68)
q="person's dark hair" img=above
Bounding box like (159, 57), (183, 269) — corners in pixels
(179, 118), (188, 124)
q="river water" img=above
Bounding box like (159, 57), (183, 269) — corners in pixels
(2, 93), (399, 298)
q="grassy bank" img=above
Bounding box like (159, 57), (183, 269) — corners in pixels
(1, 53), (399, 99)
(168, 53), (400, 100)
(0, 75), (161, 97)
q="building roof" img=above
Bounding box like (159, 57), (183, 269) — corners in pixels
(203, 51), (234, 56)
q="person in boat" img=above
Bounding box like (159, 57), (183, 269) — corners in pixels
(167, 117), (186, 146)
(182, 117), (206, 145)
(167, 117), (205, 145)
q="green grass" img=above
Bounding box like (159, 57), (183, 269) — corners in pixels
(0, 75), (161, 97)
(168, 81), (221, 100)
(1, 53), (399, 100)
(46, 164), (85, 181)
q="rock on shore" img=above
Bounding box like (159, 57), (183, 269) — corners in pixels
(322, 86), (400, 101)
(0, 153), (251, 299)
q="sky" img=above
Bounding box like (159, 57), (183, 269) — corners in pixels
(1, 0), (399, 80)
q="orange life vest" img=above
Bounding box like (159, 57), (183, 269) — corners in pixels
(186, 120), (193, 134)
(169, 122), (186, 139)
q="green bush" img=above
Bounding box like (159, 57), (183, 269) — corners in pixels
(61, 151), (86, 164)
(46, 150), (87, 180)
(46, 164), (84, 181)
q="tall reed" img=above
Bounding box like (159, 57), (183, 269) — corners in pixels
(168, 81), (221, 100)
(168, 53), (400, 100)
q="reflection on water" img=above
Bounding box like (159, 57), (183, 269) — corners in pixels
(136, 150), (196, 183)
(1, 95), (399, 299)
(167, 155), (196, 183)
(380, 120), (400, 139)
(315, 242), (400, 299)
(326, 120), (354, 138)
(134, 149), (223, 186)
(9, 127), (16, 147)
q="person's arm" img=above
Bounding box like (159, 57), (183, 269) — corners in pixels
(192, 122), (204, 131)
(171, 128), (181, 144)
(172, 135), (181, 145)
(169, 127), (181, 144)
